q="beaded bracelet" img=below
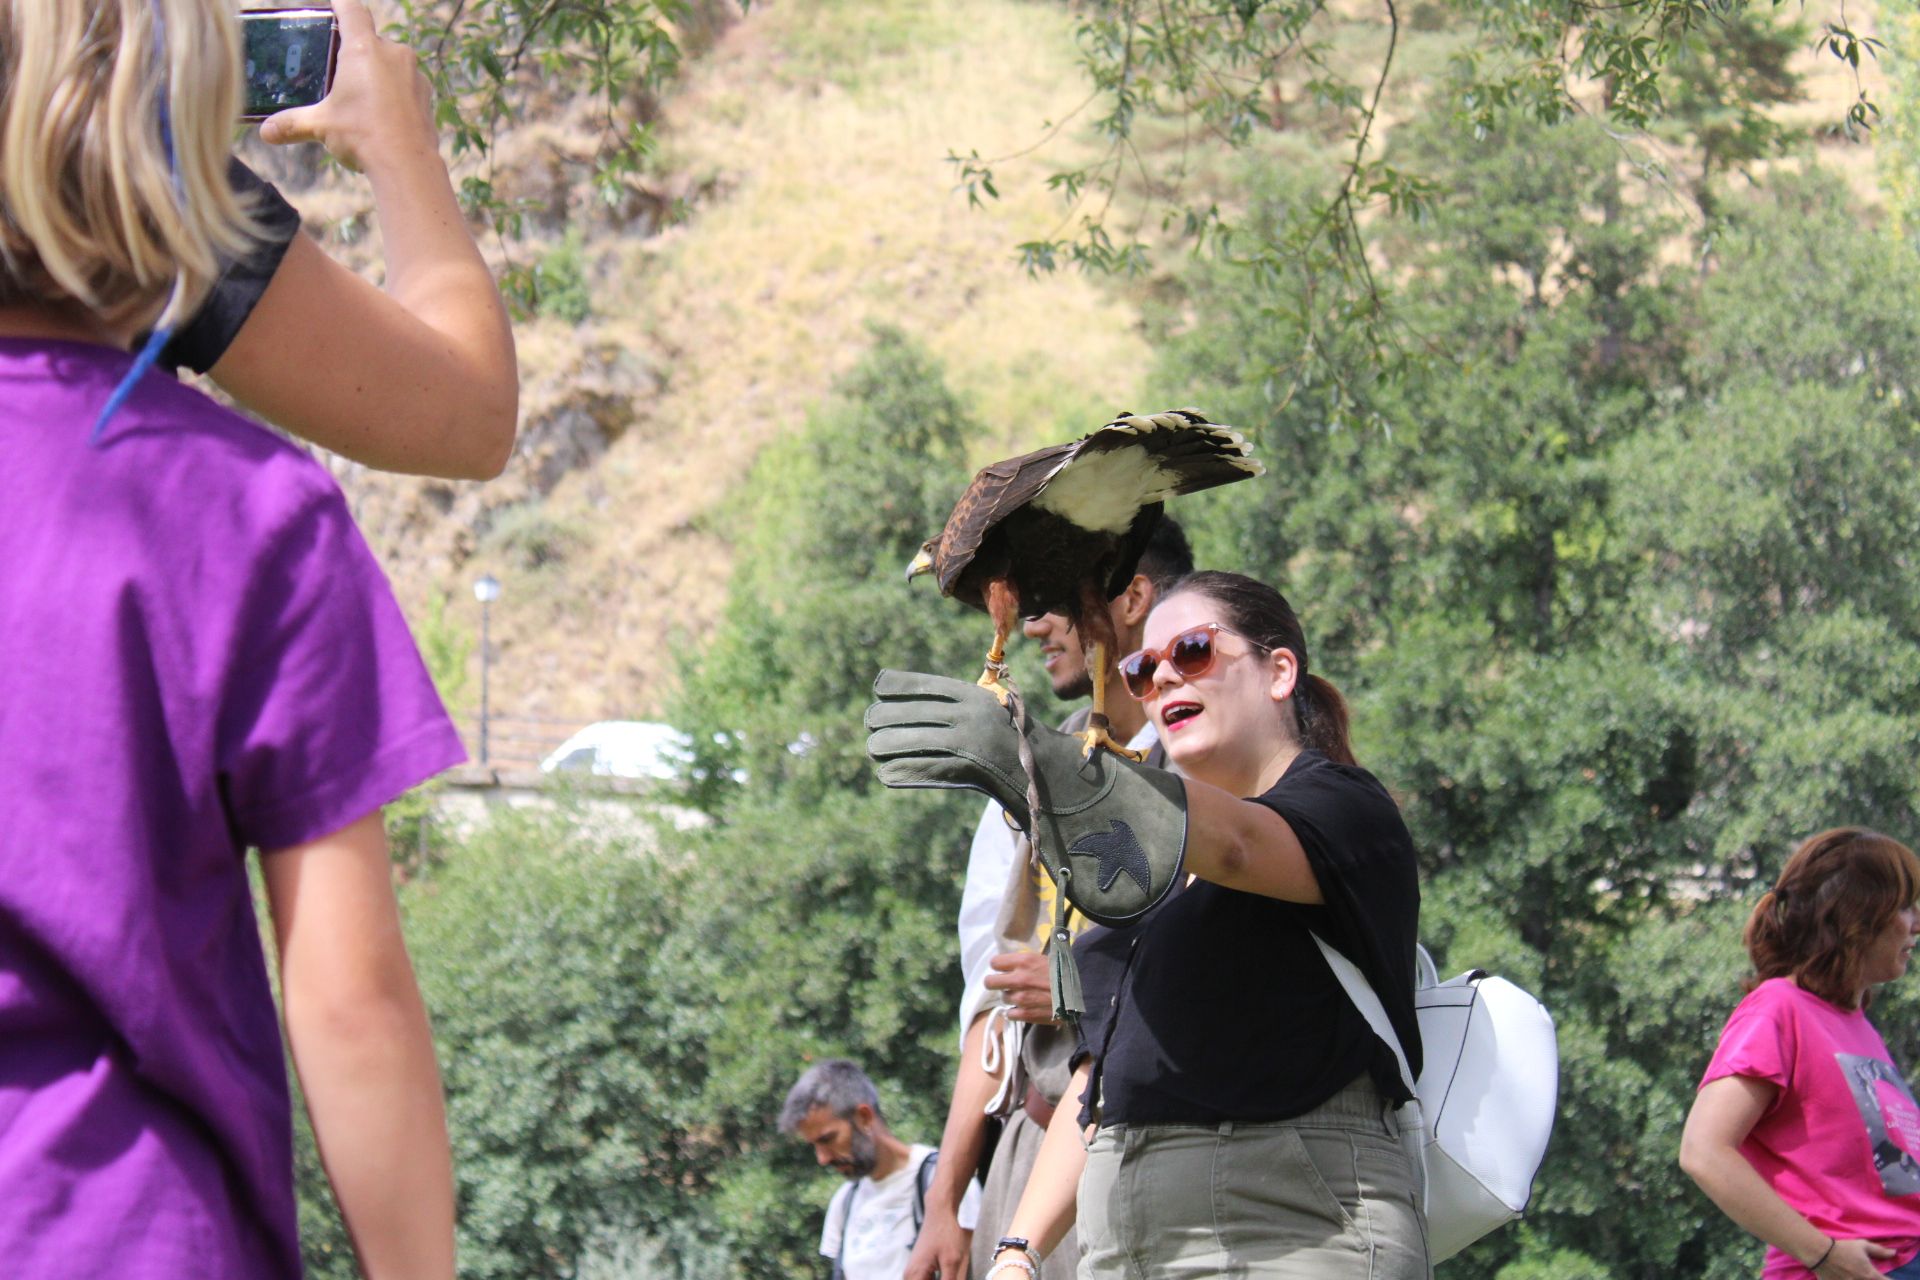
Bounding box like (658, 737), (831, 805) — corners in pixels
(985, 1255), (1039, 1280)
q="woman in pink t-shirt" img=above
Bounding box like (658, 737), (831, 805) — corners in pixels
(1682, 828), (1920, 1280)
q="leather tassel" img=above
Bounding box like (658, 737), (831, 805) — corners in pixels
(1049, 926), (1085, 1024)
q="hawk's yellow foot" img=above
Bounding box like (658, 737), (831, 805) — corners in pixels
(978, 620), (1015, 706)
(1078, 716), (1146, 762)
(976, 662), (1014, 706)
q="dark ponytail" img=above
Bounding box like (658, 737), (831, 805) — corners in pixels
(1295, 673), (1357, 767)
(1169, 570), (1358, 766)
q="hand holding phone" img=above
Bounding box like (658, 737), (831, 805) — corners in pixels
(256, 0), (437, 176)
(241, 8), (340, 122)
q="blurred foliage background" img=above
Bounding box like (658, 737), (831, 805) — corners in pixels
(272, 0), (1920, 1277)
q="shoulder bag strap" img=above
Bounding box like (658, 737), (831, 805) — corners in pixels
(1310, 931), (1429, 1208)
(1309, 932), (1416, 1095)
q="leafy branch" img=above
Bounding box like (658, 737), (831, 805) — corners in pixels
(949, 0), (1880, 425)
(394, 0), (728, 312)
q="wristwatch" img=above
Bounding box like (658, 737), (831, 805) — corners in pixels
(994, 1237), (1032, 1258)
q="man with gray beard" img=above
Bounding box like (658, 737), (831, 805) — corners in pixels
(782, 1059), (980, 1278)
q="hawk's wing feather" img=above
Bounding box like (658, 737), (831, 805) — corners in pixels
(1068, 409), (1265, 501)
(932, 441), (1076, 594)
(916, 408), (1262, 614)
(1032, 411), (1262, 538)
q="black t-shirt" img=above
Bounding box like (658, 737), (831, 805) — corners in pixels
(1072, 749), (1422, 1127)
(159, 159), (302, 374)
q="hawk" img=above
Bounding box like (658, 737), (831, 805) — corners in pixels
(907, 408), (1263, 757)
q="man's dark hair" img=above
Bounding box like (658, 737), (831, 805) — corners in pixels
(1135, 516), (1194, 593)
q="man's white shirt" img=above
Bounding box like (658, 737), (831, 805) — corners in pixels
(954, 719), (1160, 1044)
(818, 1143), (981, 1278)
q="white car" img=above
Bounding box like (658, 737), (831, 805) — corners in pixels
(539, 721), (691, 782)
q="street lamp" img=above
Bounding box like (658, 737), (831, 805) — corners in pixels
(473, 574), (501, 765)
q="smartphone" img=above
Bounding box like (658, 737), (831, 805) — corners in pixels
(239, 8), (339, 122)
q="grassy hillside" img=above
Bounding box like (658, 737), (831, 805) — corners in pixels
(249, 0), (1889, 757)
(306, 0), (1162, 746)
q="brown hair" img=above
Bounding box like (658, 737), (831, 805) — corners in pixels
(1166, 569), (1357, 766)
(1745, 827), (1920, 1009)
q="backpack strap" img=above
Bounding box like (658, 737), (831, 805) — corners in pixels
(911, 1149), (939, 1234)
(829, 1180), (858, 1280)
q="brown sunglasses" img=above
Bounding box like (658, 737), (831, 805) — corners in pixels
(1117, 623), (1269, 699)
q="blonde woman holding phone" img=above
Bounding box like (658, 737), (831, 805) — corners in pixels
(0, 2), (465, 1275)
(173, 0), (520, 480)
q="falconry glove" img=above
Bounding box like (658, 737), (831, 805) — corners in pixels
(867, 670), (1187, 1022)
(866, 670), (1188, 928)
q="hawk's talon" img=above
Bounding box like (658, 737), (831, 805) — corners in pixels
(1079, 722), (1146, 763)
(977, 662), (1013, 707)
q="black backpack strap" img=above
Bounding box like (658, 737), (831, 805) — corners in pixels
(911, 1149), (939, 1235)
(829, 1180), (857, 1280)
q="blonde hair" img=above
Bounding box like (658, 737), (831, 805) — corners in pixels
(0, 0), (260, 330)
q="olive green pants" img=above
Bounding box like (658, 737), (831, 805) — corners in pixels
(1076, 1076), (1431, 1279)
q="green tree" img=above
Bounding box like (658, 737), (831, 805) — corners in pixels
(393, 0), (739, 306)
(650, 327), (1037, 1273)
(1139, 108), (1920, 1273)
(957, 1), (1867, 412)
(1614, 172), (1920, 875)
(403, 806), (707, 1280)
(1648, 6), (1804, 219)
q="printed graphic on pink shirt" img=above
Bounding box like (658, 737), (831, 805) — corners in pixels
(1881, 1080), (1920, 1156)
(1840, 1053), (1920, 1195)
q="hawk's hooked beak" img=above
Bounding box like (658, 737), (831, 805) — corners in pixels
(906, 546), (935, 583)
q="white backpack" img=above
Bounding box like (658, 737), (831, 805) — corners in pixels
(1312, 936), (1559, 1263)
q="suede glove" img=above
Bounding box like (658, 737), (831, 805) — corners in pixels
(865, 669), (1187, 927)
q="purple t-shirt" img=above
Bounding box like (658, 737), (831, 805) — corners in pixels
(0, 340), (466, 1277)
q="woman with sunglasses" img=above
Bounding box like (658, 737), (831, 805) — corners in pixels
(985, 570), (1428, 1279)
(1681, 829), (1920, 1280)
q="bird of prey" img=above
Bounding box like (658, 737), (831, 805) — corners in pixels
(907, 408), (1263, 758)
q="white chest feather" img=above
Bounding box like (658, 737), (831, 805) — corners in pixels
(1034, 448), (1172, 533)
